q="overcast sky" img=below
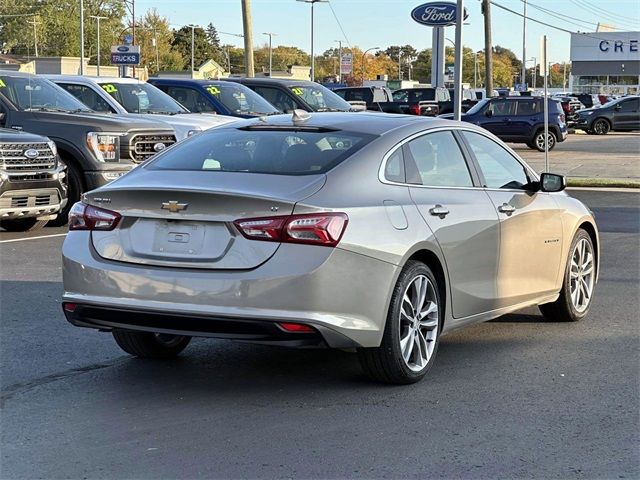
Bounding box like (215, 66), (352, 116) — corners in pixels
(134, 0), (640, 63)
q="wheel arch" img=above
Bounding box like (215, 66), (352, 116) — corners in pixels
(577, 220), (600, 282)
(405, 249), (449, 329)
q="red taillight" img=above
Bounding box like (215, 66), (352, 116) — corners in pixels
(409, 104), (421, 115)
(234, 212), (348, 247)
(561, 103), (570, 113)
(278, 322), (315, 333)
(68, 202), (121, 231)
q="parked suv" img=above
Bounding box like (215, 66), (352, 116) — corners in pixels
(441, 97), (567, 151)
(0, 71), (176, 223)
(574, 96), (640, 135)
(46, 75), (237, 140)
(0, 128), (67, 231)
(147, 78), (281, 118)
(224, 78), (355, 113)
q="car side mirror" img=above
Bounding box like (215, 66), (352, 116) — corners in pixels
(614, 104), (622, 111)
(485, 110), (493, 117)
(540, 173), (566, 192)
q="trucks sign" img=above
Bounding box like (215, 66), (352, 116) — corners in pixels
(110, 45), (140, 65)
(410, 2), (468, 27)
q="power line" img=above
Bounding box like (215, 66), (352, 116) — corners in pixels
(571, 0), (640, 24)
(568, 0), (640, 30)
(490, 0), (635, 46)
(327, 1), (352, 49)
(521, 0), (601, 31)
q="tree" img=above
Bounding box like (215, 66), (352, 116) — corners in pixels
(135, 9), (184, 74)
(171, 25), (217, 70)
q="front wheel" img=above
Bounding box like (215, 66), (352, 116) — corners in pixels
(358, 261), (442, 384)
(592, 118), (610, 135)
(539, 229), (596, 322)
(112, 330), (191, 359)
(0, 218), (48, 232)
(49, 159), (81, 227)
(533, 130), (557, 151)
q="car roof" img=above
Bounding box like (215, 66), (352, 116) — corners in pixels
(43, 75), (144, 85)
(148, 78), (242, 85)
(215, 111), (469, 136)
(225, 77), (319, 87)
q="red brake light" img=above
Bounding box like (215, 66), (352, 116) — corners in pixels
(409, 104), (421, 115)
(68, 202), (121, 231)
(234, 212), (348, 247)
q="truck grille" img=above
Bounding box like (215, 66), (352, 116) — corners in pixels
(128, 134), (176, 163)
(0, 142), (57, 172)
(9, 193), (55, 208)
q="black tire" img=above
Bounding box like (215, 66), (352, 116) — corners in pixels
(539, 229), (595, 322)
(525, 141), (537, 150)
(358, 260), (442, 384)
(0, 218), (48, 232)
(592, 118), (610, 135)
(532, 129), (557, 152)
(112, 330), (191, 359)
(49, 159), (82, 227)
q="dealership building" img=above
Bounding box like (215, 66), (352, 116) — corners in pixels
(570, 31), (639, 95)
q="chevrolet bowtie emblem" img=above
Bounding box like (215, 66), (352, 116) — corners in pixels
(161, 201), (188, 213)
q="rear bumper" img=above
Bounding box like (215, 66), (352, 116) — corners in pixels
(62, 232), (398, 348)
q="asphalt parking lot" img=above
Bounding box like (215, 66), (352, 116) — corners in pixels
(513, 131), (639, 181)
(0, 189), (638, 479)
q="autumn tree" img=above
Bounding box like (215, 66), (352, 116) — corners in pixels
(135, 9), (184, 73)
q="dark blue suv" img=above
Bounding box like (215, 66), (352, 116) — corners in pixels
(147, 79), (280, 118)
(442, 97), (568, 151)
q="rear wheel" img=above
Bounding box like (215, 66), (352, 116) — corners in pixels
(358, 261), (442, 384)
(592, 118), (610, 135)
(532, 129), (557, 151)
(49, 159), (81, 227)
(0, 218), (48, 232)
(539, 229), (595, 322)
(112, 330), (191, 359)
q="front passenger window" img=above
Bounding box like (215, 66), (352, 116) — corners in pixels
(461, 131), (531, 189)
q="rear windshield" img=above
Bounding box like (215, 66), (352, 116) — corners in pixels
(148, 127), (376, 175)
(392, 89), (435, 102)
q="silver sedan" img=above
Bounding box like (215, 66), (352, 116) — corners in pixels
(62, 112), (599, 384)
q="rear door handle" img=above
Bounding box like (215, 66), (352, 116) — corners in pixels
(429, 204), (450, 217)
(498, 203), (516, 214)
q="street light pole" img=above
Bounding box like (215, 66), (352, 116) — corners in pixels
(188, 24), (196, 78)
(452, 0), (464, 121)
(79, 0), (85, 74)
(521, 0), (527, 89)
(335, 40), (342, 83)
(263, 32), (277, 76)
(26, 16), (39, 57)
(297, 0), (327, 82)
(361, 47), (379, 85)
(90, 15), (107, 76)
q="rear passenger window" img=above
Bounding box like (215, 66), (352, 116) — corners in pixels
(404, 131), (473, 187)
(517, 100), (538, 115)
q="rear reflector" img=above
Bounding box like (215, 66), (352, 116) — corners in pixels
(63, 303), (77, 313)
(234, 212), (348, 247)
(278, 322), (315, 333)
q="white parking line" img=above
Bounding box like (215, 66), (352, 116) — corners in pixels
(0, 233), (67, 244)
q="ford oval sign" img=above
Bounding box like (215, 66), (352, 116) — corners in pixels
(117, 46), (129, 52)
(411, 2), (467, 27)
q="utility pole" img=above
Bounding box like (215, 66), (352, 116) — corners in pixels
(263, 32), (277, 76)
(188, 25), (196, 78)
(79, 0), (85, 74)
(563, 62), (567, 89)
(521, 0), (527, 89)
(90, 15), (107, 76)
(335, 40), (342, 83)
(153, 29), (160, 72)
(398, 51), (402, 81)
(26, 16), (39, 57)
(241, 0), (255, 77)
(482, 0), (493, 97)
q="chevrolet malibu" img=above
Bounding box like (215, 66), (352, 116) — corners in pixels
(62, 112), (599, 384)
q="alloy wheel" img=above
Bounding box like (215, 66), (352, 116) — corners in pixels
(593, 119), (610, 135)
(569, 238), (595, 313)
(536, 132), (555, 151)
(398, 275), (439, 372)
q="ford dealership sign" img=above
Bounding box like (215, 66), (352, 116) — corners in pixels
(411, 2), (468, 27)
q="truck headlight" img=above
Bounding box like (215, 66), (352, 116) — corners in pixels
(87, 132), (120, 162)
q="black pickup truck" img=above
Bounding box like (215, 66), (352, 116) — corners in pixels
(344, 87), (451, 116)
(0, 71), (176, 223)
(333, 86), (394, 112)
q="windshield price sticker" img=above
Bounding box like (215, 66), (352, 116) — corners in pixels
(206, 86), (221, 96)
(292, 87), (304, 96)
(0, 79), (5, 88)
(101, 84), (118, 93)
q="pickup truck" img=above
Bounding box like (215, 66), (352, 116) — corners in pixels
(147, 78), (281, 118)
(333, 86), (394, 111)
(0, 127), (67, 231)
(0, 71), (177, 223)
(447, 88), (479, 113)
(46, 75), (237, 140)
(359, 87), (450, 116)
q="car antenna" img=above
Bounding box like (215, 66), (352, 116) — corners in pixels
(292, 109), (311, 124)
